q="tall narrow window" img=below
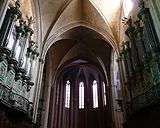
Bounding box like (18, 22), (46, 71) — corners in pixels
(79, 82), (84, 109)
(65, 80), (70, 108)
(103, 82), (107, 105)
(92, 80), (98, 108)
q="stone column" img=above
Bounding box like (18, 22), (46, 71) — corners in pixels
(58, 77), (65, 128)
(98, 77), (105, 128)
(87, 77), (94, 128)
(49, 80), (59, 128)
(74, 77), (78, 128)
(57, 77), (65, 128)
(116, 55), (128, 121)
(70, 77), (75, 128)
(41, 79), (52, 128)
(54, 78), (61, 128)
(62, 80), (66, 128)
(32, 58), (45, 123)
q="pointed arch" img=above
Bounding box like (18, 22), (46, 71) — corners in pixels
(41, 23), (118, 61)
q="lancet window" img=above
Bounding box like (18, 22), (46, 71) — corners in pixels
(79, 82), (84, 109)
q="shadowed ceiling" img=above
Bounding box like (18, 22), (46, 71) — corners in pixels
(45, 26), (112, 83)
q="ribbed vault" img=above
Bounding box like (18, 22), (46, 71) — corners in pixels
(36, 0), (134, 52)
(45, 26), (112, 77)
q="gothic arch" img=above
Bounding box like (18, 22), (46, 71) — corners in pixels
(41, 23), (118, 60)
(37, 27), (114, 126)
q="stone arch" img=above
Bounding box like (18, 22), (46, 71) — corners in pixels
(34, 21), (118, 126)
(37, 33), (113, 127)
(41, 22), (119, 60)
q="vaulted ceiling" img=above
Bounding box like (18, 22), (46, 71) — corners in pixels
(12, 0), (136, 51)
(36, 0), (134, 50)
(16, 0), (136, 53)
(29, 0), (136, 78)
(45, 26), (112, 84)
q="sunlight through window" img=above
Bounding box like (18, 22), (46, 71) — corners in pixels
(79, 82), (84, 109)
(123, 0), (134, 17)
(103, 82), (107, 105)
(65, 80), (70, 108)
(93, 80), (98, 108)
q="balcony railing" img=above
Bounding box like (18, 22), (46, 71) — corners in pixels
(0, 83), (33, 117)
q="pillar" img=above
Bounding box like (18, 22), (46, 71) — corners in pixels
(32, 58), (45, 123)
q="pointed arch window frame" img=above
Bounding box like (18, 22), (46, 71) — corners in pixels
(103, 82), (107, 105)
(79, 81), (84, 109)
(65, 80), (71, 108)
(92, 80), (98, 108)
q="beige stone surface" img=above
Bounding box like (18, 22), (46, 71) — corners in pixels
(34, 0), (135, 47)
